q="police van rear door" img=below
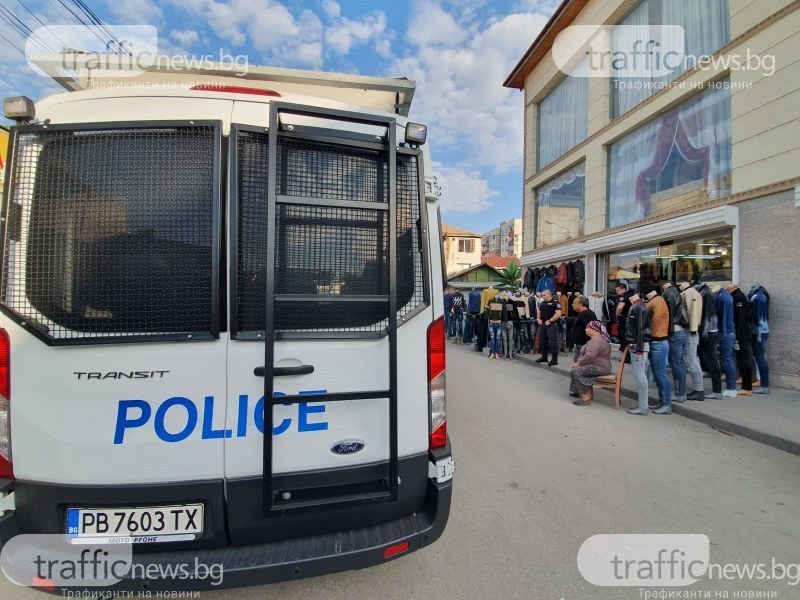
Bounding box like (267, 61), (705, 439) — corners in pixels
(224, 102), (431, 542)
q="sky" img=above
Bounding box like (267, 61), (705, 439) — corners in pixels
(0, 0), (560, 236)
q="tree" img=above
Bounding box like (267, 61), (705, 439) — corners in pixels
(493, 261), (522, 292)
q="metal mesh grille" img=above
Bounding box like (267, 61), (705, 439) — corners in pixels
(277, 137), (388, 203)
(1, 126), (216, 342)
(234, 133), (425, 337)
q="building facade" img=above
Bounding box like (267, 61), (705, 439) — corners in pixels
(442, 224), (482, 275)
(482, 218), (522, 258)
(505, 0), (800, 389)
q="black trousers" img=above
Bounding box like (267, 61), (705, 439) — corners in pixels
(698, 333), (721, 393)
(735, 335), (754, 391)
(539, 323), (559, 358)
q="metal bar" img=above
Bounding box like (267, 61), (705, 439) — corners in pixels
(279, 129), (388, 152)
(209, 123), (222, 339)
(262, 104), (280, 513)
(274, 294), (389, 303)
(275, 102), (396, 127)
(269, 390), (390, 405)
(276, 195), (388, 211)
(388, 121), (399, 502)
(228, 125), (241, 338)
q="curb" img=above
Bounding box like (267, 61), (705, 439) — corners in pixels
(514, 352), (800, 457)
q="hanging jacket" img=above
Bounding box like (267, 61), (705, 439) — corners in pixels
(696, 284), (719, 337)
(730, 287), (752, 342)
(625, 300), (652, 350)
(556, 262), (568, 285)
(574, 259), (585, 283)
(545, 264), (558, 279)
(662, 284), (688, 330)
(467, 289), (482, 313)
(749, 286), (770, 341)
(523, 269), (533, 291)
(588, 294), (609, 324)
(647, 295), (670, 341)
(715, 288), (734, 336)
(536, 276), (555, 294)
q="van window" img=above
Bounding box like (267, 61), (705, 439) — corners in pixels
(234, 131), (425, 336)
(1, 125), (218, 342)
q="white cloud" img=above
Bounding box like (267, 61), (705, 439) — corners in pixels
(105, 0), (164, 26)
(321, 0), (341, 18)
(171, 29), (199, 47)
(391, 7), (549, 175)
(407, 0), (470, 47)
(434, 162), (498, 214)
(323, 9), (388, 57)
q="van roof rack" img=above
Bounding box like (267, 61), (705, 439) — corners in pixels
(29, 54), (416, 116)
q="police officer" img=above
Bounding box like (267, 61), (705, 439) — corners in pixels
(535, 289), (562, 366)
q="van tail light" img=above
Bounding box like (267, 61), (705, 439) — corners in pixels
(427, 316), (447, 449)
(0, 328), (11, 479)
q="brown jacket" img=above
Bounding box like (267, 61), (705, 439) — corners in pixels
(648, 296), (670, 340)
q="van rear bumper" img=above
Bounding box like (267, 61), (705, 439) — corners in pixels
(0, 476), (451, 592)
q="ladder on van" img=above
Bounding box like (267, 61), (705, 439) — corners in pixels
(261, 102), (399, 512)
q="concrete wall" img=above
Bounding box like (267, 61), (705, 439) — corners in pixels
(737, 188), (800, 390)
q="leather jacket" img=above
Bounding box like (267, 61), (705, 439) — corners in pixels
(625, 300), (652, 350)
(662, 284), (687, 330)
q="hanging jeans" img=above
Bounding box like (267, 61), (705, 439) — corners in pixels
(538, 322), (559, 358)
(685, 332), (704, 393)
(444, 311), (452, 339)
(698, 333), (722, 394)
(488, 322), (502, 355)
(503, 322), (514, 358)
(751, 332), (770, 388)
(630, 344), (650, 411)
(668, 328), (688, 398)
(735, 335), (754, 390)
(463, 314), (476, 345)
(718, 332), (737, 392)
(452, 312), (464, 340)
(649, 340), (672, 407)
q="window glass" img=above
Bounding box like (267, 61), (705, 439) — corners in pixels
(535, 162), (585, 248)
(611, 0), (730, 117)
(5, 126), (217, 340)
(459, 239), (474, 253)
(608, 81), (732, 228)
(538, 60), (589, 167)
(607, 231), (733, 296)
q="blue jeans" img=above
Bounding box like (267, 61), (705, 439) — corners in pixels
(752, 332), (770, 388)
(444, 311), (452, 339)
(452, 312), (464, 339)
(630, 345), (650, 411)
(649, 340), (672, 406)
(463, 314), (474, 344)
(488, 322), (502, 355)
(668, 328), (688, 397)
(719, 332), (737, 391)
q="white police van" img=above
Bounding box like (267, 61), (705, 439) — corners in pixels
(0, 63), (452, 591)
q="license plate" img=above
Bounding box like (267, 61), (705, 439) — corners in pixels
(66, 504), (204, 544)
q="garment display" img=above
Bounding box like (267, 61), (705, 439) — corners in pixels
(749, 285), (770, 392)
(467, 288), (482, 314)
(730, 285), (753, 392)
(662, 283), (688, 402)
(480, 286), (499, 313)
(625, 296), (651, 415)
(695, 283), (721, 397)
(715, 287), (736, 395)
(536, 275), (555, 294)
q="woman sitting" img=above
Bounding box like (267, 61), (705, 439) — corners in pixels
(570, 321), (612, 406)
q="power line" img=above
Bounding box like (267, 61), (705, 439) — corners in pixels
(71, 0), (132, 55)
(0, 5), (57, 53)
(0, 29), (27, 57)
(15, 0), (71, 50)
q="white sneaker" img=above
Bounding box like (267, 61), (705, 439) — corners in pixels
(722, 390), (737, 397)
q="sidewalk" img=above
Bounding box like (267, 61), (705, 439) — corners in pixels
(504, 344), (800, 456)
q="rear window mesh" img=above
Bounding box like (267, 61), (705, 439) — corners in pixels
(1, 126), (217, 343)
(235, 133), (425, 337)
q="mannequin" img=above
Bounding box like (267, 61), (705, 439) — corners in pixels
(715, 285), (737, 397)
(680, 282), (705, 400)
(727, 283), (754, 395)
(662, 282), (689, 403)
(695, 282), (722, 399)
(646, 290), (672, 413)
(626, 293), (652, 416)
(588, 291), (609, 324)
(749, 284), (770, 394)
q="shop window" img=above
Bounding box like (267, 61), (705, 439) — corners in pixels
(535, 162), (585, 248)
(611, 0), (730, 118)
(538, 61), (589, 168)
(606, 231), (733, 297)
(608, 81), (732, 228)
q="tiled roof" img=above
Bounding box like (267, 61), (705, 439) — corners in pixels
(441, 223), (482, 238)
(482, 256), (520, 269)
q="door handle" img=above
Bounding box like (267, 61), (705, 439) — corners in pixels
(254, 365), (315, 377)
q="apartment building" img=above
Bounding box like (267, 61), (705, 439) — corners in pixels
(442, 224), (482, 275)
(505, 0), (800, 389)
(481, 218), (523, 259)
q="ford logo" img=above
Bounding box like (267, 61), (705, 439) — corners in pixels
(331, 440), (365, 455)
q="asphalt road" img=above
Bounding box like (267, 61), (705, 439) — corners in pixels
(2, 344), (799, 599)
